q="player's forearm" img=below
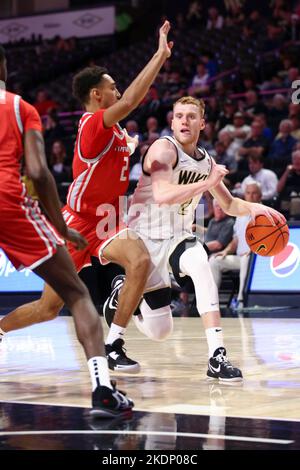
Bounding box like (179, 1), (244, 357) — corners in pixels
(152, 179), (210, 205)
(33, 171), (67, 236)
(223, 197), (252, 217)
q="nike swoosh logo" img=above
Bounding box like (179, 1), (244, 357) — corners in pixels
(108, 290), (118, 310)
(209, 364), (221, 373)
(210, 302), (218, 307)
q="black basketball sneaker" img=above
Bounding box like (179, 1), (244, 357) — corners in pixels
(91, 380), (134, 418)
(103, 275), (125, 327)
(105, 338), (140, 373)
(207, 347), (243, 382)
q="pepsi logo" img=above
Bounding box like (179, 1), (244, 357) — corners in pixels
(270, 243), (300, 278)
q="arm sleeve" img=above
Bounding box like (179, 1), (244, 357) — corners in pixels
(79, 109), (114, 160)
(20, 100), (42, 132)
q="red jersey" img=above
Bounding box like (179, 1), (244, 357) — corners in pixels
(0, 89), (63, 270)
(0, 89), (42, 203)
(67, 110), (130, 217)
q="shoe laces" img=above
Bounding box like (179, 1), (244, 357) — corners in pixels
(110, 380), (127, 397)
(113, 339), (128, 357)
(215, 350), (234, 369)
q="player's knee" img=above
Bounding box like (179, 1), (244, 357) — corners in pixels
(149, 315), (173, 341)
(127, 251), (150, 277)
(63, 279), (89, 307)
(37, 300), (60, 322)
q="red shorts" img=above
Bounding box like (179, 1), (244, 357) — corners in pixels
(0, 196), (64, 270)
(62, 205), (128, 272)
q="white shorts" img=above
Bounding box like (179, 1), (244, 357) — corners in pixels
(137, 233), (197, 292)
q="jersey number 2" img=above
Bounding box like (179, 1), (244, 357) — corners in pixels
(120, 156), (129, 181)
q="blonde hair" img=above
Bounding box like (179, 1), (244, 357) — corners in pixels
(173, 96), (205, 117)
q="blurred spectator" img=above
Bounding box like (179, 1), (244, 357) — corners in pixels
(207, 7), (224, 30)
(189, 63), (210, 97)
(187, 1), (205, 28)
(206, 96), (220, 123)
(283, 67), (300, 88)
(253, 114), (273, 141)
(268, 119), (297, 166)
(160, 110), (173, 137)
(267, 94), (288, 134)
(129, 144), (149, 183)
(238, 120), (270, 161)
(242, 91), (268, 122)
(277, 150), (300, 218)
(43, 109), (66, 144)
(142, 117), (160, 146)
(49, 140), (71, 184)
(211, 140), (237, 174)
(204, 200), (234, 255)
(220, 112), (251, 159)
(209, 181), (262, 309)
(125, 120), (142, 141)
(216, 99), (236, 130)
(234, 155), (278, 201)
(199, 122), (216, 152)
(33, 89), (59, 116)
(218, 130), (239, 162)
(225, 3), (245, 26)
(201, 52), (218, 78)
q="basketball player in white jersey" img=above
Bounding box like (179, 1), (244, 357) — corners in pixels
(104, 96), (285, 382)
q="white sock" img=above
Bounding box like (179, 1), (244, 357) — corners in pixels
(105, 322), (126, 345)
(205, 327), (224, 358)
(87, 356), (112, 391)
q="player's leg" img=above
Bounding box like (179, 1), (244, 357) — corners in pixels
(101, 232), (150, 372)
(0, 284), (64, 335)
(132, 288), (173, 341)
(177, 241), (243, 382)
(34, 246), (133, 417)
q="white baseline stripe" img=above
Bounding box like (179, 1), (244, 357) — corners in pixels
(0, 430), (292, 445)
(2, 399), (300, 424)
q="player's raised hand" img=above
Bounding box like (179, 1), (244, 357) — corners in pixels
(158, 20), (173, 59)
(64, 228), (88, 250)
(124, 128), (139, 149)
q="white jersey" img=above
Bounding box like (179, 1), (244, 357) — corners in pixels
(128, 136), (212, 240)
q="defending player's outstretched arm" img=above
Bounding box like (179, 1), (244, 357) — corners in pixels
(103, 20), (173, 128)
(148, 140), (228, 205)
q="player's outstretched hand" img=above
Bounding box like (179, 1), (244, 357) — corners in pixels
(248, 203), (286, 226)
(158, 20), (173, 59)
(64, 228), (88, 250)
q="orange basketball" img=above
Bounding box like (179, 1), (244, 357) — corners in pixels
(246, 214), (289, 257)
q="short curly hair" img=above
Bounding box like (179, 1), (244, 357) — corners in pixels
(72, 66), (108, 105)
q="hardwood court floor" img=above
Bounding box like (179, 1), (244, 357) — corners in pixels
(1, 316), (300, 422)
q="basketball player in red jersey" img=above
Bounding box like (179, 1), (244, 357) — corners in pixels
(0, 21), (173, 373)
(0, 44), (133, 417)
